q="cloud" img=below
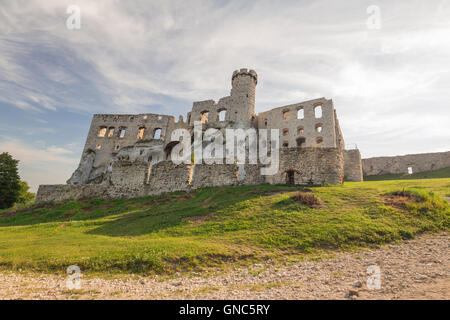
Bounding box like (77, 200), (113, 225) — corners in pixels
(0, 0), (449, 185)
(0, 138), (79, 192)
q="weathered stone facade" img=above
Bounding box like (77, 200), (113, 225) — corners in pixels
(344, 149), (363, 182)
(362, 151), (450, 177)
(36, 68), (361, 202)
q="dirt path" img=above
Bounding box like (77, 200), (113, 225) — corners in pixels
(0, 232), (448, 300)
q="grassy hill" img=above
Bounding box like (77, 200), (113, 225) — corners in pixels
(0, 179), (448, 275)
(364, 166), (450, 181)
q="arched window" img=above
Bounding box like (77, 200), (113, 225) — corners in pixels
(315, 123), (323, 133)
(97, 126), (107, 137)
(282, 141), (289, 148)
(107, 127), (115, 138)
(297, 108), (304, 119)
(296, 137), (306, 148)
(282, 110), (289, 121)
(153, 128), (162, 139)
(297, 126), (304, 135)
(314, 105), (322, 118)
(200, 111), (209, 124)
(283, 128), (289, 136)
(218, 109), (227, 122)
(316, 137), (324, 145)
(137, 127), (146, 140)
(118, 127), (126, 138)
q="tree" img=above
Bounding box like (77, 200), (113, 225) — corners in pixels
(0, 152), (21, 209)
(17, 180), (36, 205)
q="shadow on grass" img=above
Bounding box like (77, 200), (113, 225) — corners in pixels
(86, 184), (304, 237)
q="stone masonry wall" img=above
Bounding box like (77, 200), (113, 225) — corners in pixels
(265, 147), (344, 185)
(362, 151), (450, 176)
(344, 149), (363, 182)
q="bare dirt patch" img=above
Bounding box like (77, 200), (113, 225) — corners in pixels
(291, 192), (324, 209)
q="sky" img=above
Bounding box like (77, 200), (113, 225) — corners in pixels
(0, 0), (449, 192)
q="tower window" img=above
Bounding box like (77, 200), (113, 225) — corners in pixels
(137, 127), (145, 140)
(283, 128), (289, 136)
(297, 126), (304, 135)
(119, 127), (126, 138)
(314, 105), (322, 118)
(200, 111), (209, 124)
(282, 141), (289, 148)
(154, 128), (162, 139)
(107, 127), (115, 138)
(316, 137), (324, 144)
(297, 108), (304, 119)
(97, 126), (107, 137)
(282, 110), (289, 121)
(218, 109), (227, 122)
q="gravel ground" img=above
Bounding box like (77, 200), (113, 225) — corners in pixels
(0, 232), (448, 300)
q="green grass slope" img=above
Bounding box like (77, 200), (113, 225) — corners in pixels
(364, 166), (450, 181)
(0, 179), (448, 275)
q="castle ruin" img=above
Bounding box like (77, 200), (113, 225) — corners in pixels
(36, 69), (364, 202)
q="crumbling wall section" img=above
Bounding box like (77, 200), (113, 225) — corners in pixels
(344, 149), (363, 182)
(362, 151), (450, 176)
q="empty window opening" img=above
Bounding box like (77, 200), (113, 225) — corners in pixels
(137, 127), (146, 140)
(407, 166), (413, 174)
(97, 127), (107, 137)
(282, 110), (289, 121)
(296, 137), (306, 148)
(96, 144), (101, 150)
(153, 128), (162, 139)
(157, 115), (163, 120)
(129, 116), (135, 122)
(315, 123), (323, 133)
(143, 115), (148, 120)
(283, 128), (289, 136)
(286, 170), (295, 185)
(107, 127), (115, 138)
(119, 127), (126, 138)
(282, 141), (289, 148)
(297, 108), (304, 119)
(264, 119), (268, 126)
(314, 105), (322, 118)
(297, 126), (304, 135)
(316, 137), (324, 144)
(200, 111), (209, 124)
(218, 109), (227, 121)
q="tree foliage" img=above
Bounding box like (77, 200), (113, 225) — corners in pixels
(17, 180), (36, 205)
(0, 152), (21, 209)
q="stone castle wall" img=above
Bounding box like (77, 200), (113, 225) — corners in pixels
(344, 149), (363, 182)
(362, 151), (450, 176)
(265, 147), (344, 185)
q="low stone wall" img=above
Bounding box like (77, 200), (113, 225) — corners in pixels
(265, 147), (344, 185)
(362, 151), (450, 176)
(344, 149), (363, 182)
(36, 184), (110, 202)
(148, 161), (193, 195)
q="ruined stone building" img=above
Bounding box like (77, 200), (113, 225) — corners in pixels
(36, 68), (365, 202)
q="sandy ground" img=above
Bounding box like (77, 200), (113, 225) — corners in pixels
(0, 232), (448, 300)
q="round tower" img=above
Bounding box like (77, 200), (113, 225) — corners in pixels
(230, 68), (258, 126)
